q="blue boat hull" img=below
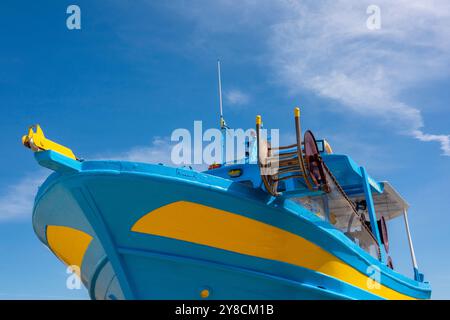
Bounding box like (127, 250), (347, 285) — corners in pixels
(32, 154), (431, 300)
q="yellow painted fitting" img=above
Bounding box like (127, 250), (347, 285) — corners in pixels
(228, 169), (242, 178)
(256, 115), (262, 125)
(22, 124), (77, 160)
(294, 107), (300, 117)
(200, 289), (210, 299)
(329, 212), (337, 225)
(323, 140), (333, 154)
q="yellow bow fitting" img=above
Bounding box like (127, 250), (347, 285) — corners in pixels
(22, 125), (77, 160)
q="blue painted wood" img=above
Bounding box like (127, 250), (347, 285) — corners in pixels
(30, 153), (431, 299)
(360, 166), (386, 263)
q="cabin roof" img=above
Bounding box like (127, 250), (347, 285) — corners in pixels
(322, 154), (408, 220)
(321, 154), (383, 194)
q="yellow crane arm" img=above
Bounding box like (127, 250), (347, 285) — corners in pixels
(22, 125), (77, 160)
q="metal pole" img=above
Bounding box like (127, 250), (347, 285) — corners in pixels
(294, 107), (313, 190)
(217, 60), (224, 128)
(360, 166), (386, 262)
(403, 209), (418, 270)
(217, 60), (226, 164)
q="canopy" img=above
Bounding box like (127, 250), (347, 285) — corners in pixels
(322, 154), (408, 221)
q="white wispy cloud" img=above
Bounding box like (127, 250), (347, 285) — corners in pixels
(168, 0), (450, 156)
(101, 136), (174, 164)
(269, 0), (450, 155)
(103, 136), (207, 170)
(225, 89), (250, 107)
(412, 130), (450, 156)
(0, 172), (47, 222)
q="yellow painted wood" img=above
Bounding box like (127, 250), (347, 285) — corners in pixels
(132, 201), (415, 300)
(47, 225), (93, 271)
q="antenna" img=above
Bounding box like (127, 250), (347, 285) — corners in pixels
(217, 60), (226, 129)
(217, 59), (228, 165)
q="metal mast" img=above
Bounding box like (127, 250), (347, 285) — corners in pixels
(217, 60), (226, 129)
(217, 60), (227, 164)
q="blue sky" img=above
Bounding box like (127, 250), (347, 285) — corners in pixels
(0, 1), (449, 299)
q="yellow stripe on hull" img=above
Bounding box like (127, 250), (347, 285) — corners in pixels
(46, 225), (93, 271)
(132, 201), (415, 300)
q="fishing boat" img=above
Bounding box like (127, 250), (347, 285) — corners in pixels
(22, 65), (431, 300)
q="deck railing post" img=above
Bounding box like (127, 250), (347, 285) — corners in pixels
(256, 115), (261, 167)
(360, 166), (386, 263)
